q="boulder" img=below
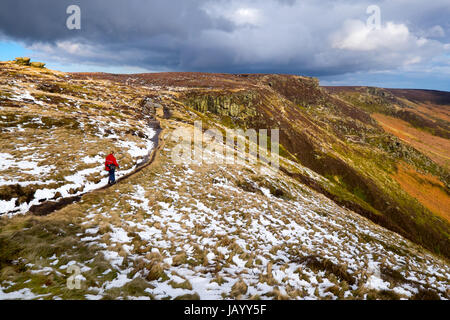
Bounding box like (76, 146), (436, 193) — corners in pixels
(14, 57), (31, 66)
(30, 62), (46, 68)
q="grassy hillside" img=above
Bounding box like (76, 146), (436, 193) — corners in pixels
(124, 73), (450, 258)
(0, 62), (449, 300)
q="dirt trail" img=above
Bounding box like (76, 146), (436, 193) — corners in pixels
(28, 120), (165, 216)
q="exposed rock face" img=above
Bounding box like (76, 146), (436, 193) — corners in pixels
(183, 91), (258, 119)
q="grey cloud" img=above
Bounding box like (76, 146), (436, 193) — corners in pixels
(0, 0), (448, 77)
(0, 0), (231, 42)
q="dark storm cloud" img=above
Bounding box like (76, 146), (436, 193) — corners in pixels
(0, 0), (231, 42)
(0, 0), (449, 76)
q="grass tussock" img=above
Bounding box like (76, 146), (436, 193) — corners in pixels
(230, 278), (248, 298)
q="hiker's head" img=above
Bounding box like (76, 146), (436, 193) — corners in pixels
(110, 151), (114, 155)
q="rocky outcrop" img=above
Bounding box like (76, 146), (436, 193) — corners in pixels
(14, 57), (45, 68)
(30, 62), (46, 68)
(14, 57), (31, 66)
(182, 90), (258, 119)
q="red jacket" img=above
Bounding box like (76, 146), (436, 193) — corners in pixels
(105, 154), (119, 171)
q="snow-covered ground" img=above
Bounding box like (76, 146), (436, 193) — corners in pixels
(0, 79), (156, 216)
(2, 123), (447, 300)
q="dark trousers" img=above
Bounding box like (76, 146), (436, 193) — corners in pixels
(108, 169), (116, 184)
